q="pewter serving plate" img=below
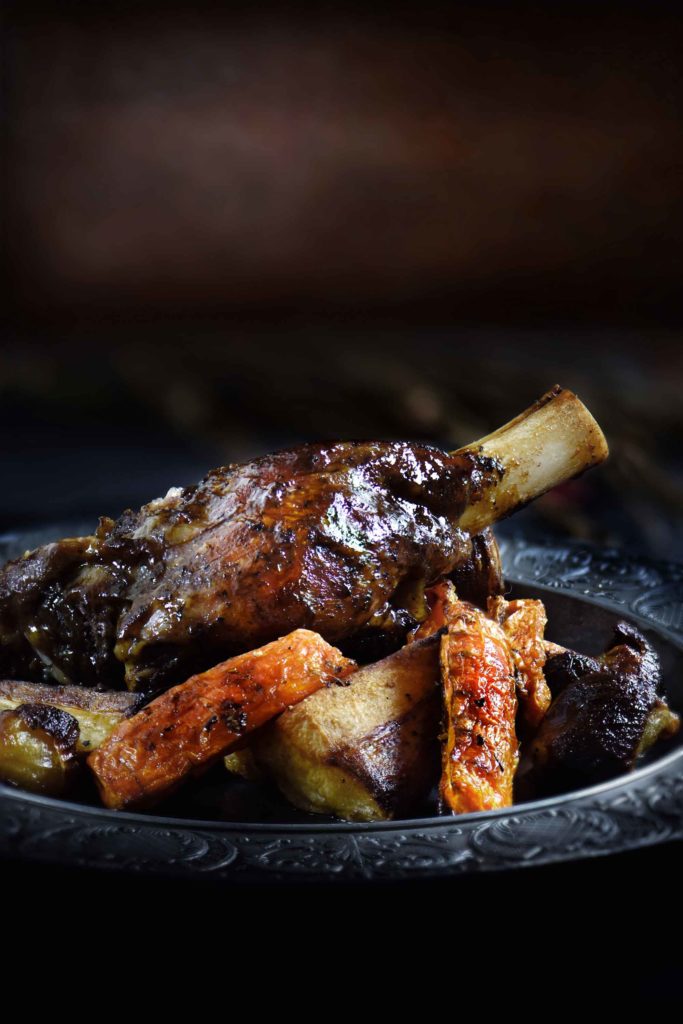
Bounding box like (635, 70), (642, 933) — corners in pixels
(1, 527), (682, 883)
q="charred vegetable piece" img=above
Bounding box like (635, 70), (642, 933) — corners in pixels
(517, 621), (680, 798)
(489, 597), (551, 729)
(0, 680), (140, 754)
(226, 633), (442, 822)
(413, 585), (550, 734)
(542, 646), (597, 692)
(88, 630), (355, 810)
(0, 703), (79, 795)
(636, 701), (680, 757)
(407, 579), (520, 811)
(408, 579), (456, 643)
(440, 600), (519, 813)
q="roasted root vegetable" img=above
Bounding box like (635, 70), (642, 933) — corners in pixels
(0, 680), (139, 754)
(88, 629), (355, 810)
(226, 633), (442, 821)
(517, 622), (680, 797)
(489, 597), (551, 729)
(408, 580), (520, 812)
(408, 579), (456, 643)
(438, 593), (519, 813)
(0, 703), (79, 795)
(0, 681), (141, 795)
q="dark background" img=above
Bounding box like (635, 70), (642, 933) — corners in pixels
(2, 1), (682, 558)
(1, 3), (682, 977)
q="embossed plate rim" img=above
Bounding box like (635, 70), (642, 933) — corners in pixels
(0, 727), (681, 833)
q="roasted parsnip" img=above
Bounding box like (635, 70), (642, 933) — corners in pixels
(227, 634), (442, 821)
(0, 703), (80, 795)
(0, 680), (139, 754)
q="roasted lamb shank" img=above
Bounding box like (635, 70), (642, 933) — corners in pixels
(0, 386), (607, 692)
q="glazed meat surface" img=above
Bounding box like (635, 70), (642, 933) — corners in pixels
(0, 387), (608, 694)
(0, 442), (493, 692)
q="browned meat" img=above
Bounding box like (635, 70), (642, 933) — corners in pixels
(451, 528), (504, 609)
(0, 387), (607, 692)
(0, 443), (481, 692)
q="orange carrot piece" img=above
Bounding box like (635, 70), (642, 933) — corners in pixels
(440, 600), (518, 813)
(489, 596), (551, 729)
(408, 579), (457, 643)
(88, 629), (355, 809)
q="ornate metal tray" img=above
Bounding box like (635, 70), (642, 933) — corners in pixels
(1, 528), (682, 883)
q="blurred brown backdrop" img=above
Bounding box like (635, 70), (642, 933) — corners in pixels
(6, 2), (683, 322)
(2, 2), (682, 557)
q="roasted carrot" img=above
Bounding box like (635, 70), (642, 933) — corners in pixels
(408, 579), (456, 643)
(413, 583), (550, 731)
(88, 629), (355, 809)
(439, 599), (518, 813)
(409, 581), (519, 811)
(489, 596), (551, 730)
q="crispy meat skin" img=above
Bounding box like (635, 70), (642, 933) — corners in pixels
(88, 628), (355, 809)
(0, 442), (496, 691)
